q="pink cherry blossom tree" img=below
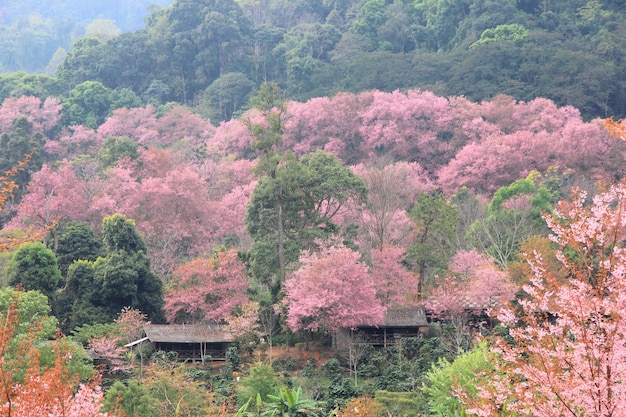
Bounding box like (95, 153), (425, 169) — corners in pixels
(164, 249), (250, 323)
(154, 106), (215, 157)
(0, 96), (62, 135)
(358, 89), (458, 171)
(370, 244), (419, 308)
(129, 163), (214, 276)
(7, 162), (87, 239)
(461, 183), (626, 417)
(427, 249), (515, 317)
(97, 105), (158, 145)
(284, 240), (384, 333)
(426, 249), (516, 354)
(283, 92), (372, 163)
(208, 117), (256, 159)
(45, 125), (103, 159)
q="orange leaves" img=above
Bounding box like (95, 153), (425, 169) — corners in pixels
(0, 150), (33, 212)
(0, 296), (112, 417)
(0, 151), (46, 253)
(604, 117), (626, 140)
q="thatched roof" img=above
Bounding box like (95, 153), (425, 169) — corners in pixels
(143, 324), (234, 344)
(381, 308), (428, 327)
(353, 308), (428, 328)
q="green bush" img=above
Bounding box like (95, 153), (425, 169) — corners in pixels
(374, 390), (422, 417)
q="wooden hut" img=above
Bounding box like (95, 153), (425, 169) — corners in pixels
(133, 324), (234, 362)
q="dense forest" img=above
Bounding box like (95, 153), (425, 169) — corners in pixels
(2, 0), (626, 119)
(1, 0), (626, 416)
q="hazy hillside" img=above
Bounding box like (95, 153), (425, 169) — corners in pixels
(0, 0), (173, 74)
(0, 0), (173, 30)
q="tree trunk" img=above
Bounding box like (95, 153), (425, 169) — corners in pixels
(278, 181), (285, 283)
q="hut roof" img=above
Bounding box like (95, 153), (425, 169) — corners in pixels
(381, 308), (428, 327)
(143, 324), (234, 344)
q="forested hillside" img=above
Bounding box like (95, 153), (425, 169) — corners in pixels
(1, 0), (626, 119)
(1, 0), (626, 416)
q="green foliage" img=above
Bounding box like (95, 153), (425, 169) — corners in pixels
(246, 149), (366, 288)
(137, 360), (213, 417)
(102, 213), (147, 254)
(0, 117), (44, 203)
(351, 0), (386, 44)
(38, 339), (95, 381)
(488, 173), (551, 215)
(52, 221), (104, 277)
(15, 0), (622, 119)
(237, 362), (281, 404)
(59, 214), (164, 330)
(0, 287), (57, 339)
(62, 260), (111, 329)
(471, 24), (529, 48)
(467, 173), (552, 267)
(62, 80), (114, 129)
(70, 321), (120, 345)
(325, 375), (356, 407)
(227, 345), (242, 372)
(0, 287), (95, 386)
(103, 380), (157, 417)
(408, 191), (458, 294)
(5, 242), (62, 302)
(201, 72), (255, 122)
(111, 87), (142, 109)
(420, 342), (491, 417)
(262, 386), (324, 417)
(374, 391), (421, 417)
(98, 136), (140, 168)
(0, 72), (61, 102)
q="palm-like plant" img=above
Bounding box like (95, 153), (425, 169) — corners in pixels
(261, 387), (323, 417)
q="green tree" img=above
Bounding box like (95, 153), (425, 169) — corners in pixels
(98, 136), (140, 168)
(0, 117), (44, 204)
(85, 18), (122, 42)
(470, 23), (528, 48)
(61, 214), (165, 330)
(142, 80), (171, 106)
(0, 287), (58, 339)
(467, 173), (551, 267)
(51, 221), (104, 277)
(63, 260), (112, 329)
(420, 342), (492, 417)
(351, 0), (386, 47)
(246, 150), (366, 289)
(378, 0), (413, 53)
(0, 287), (96, 387)
(165, 0), (252, 103)
(5, 242), (62, 303)
(103, 380), (157, 417)
(111, 87), (143, 110)
(273, 23), (340, 96)
(97, 214), (164, 321)
(237, 362), (281, 405)
(200, 72), (255, 122)
(407, 191), (458, 297)
(55, 37), (106, 90)
(62, 80), (114, 129)
(0, 72), (61, 102)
